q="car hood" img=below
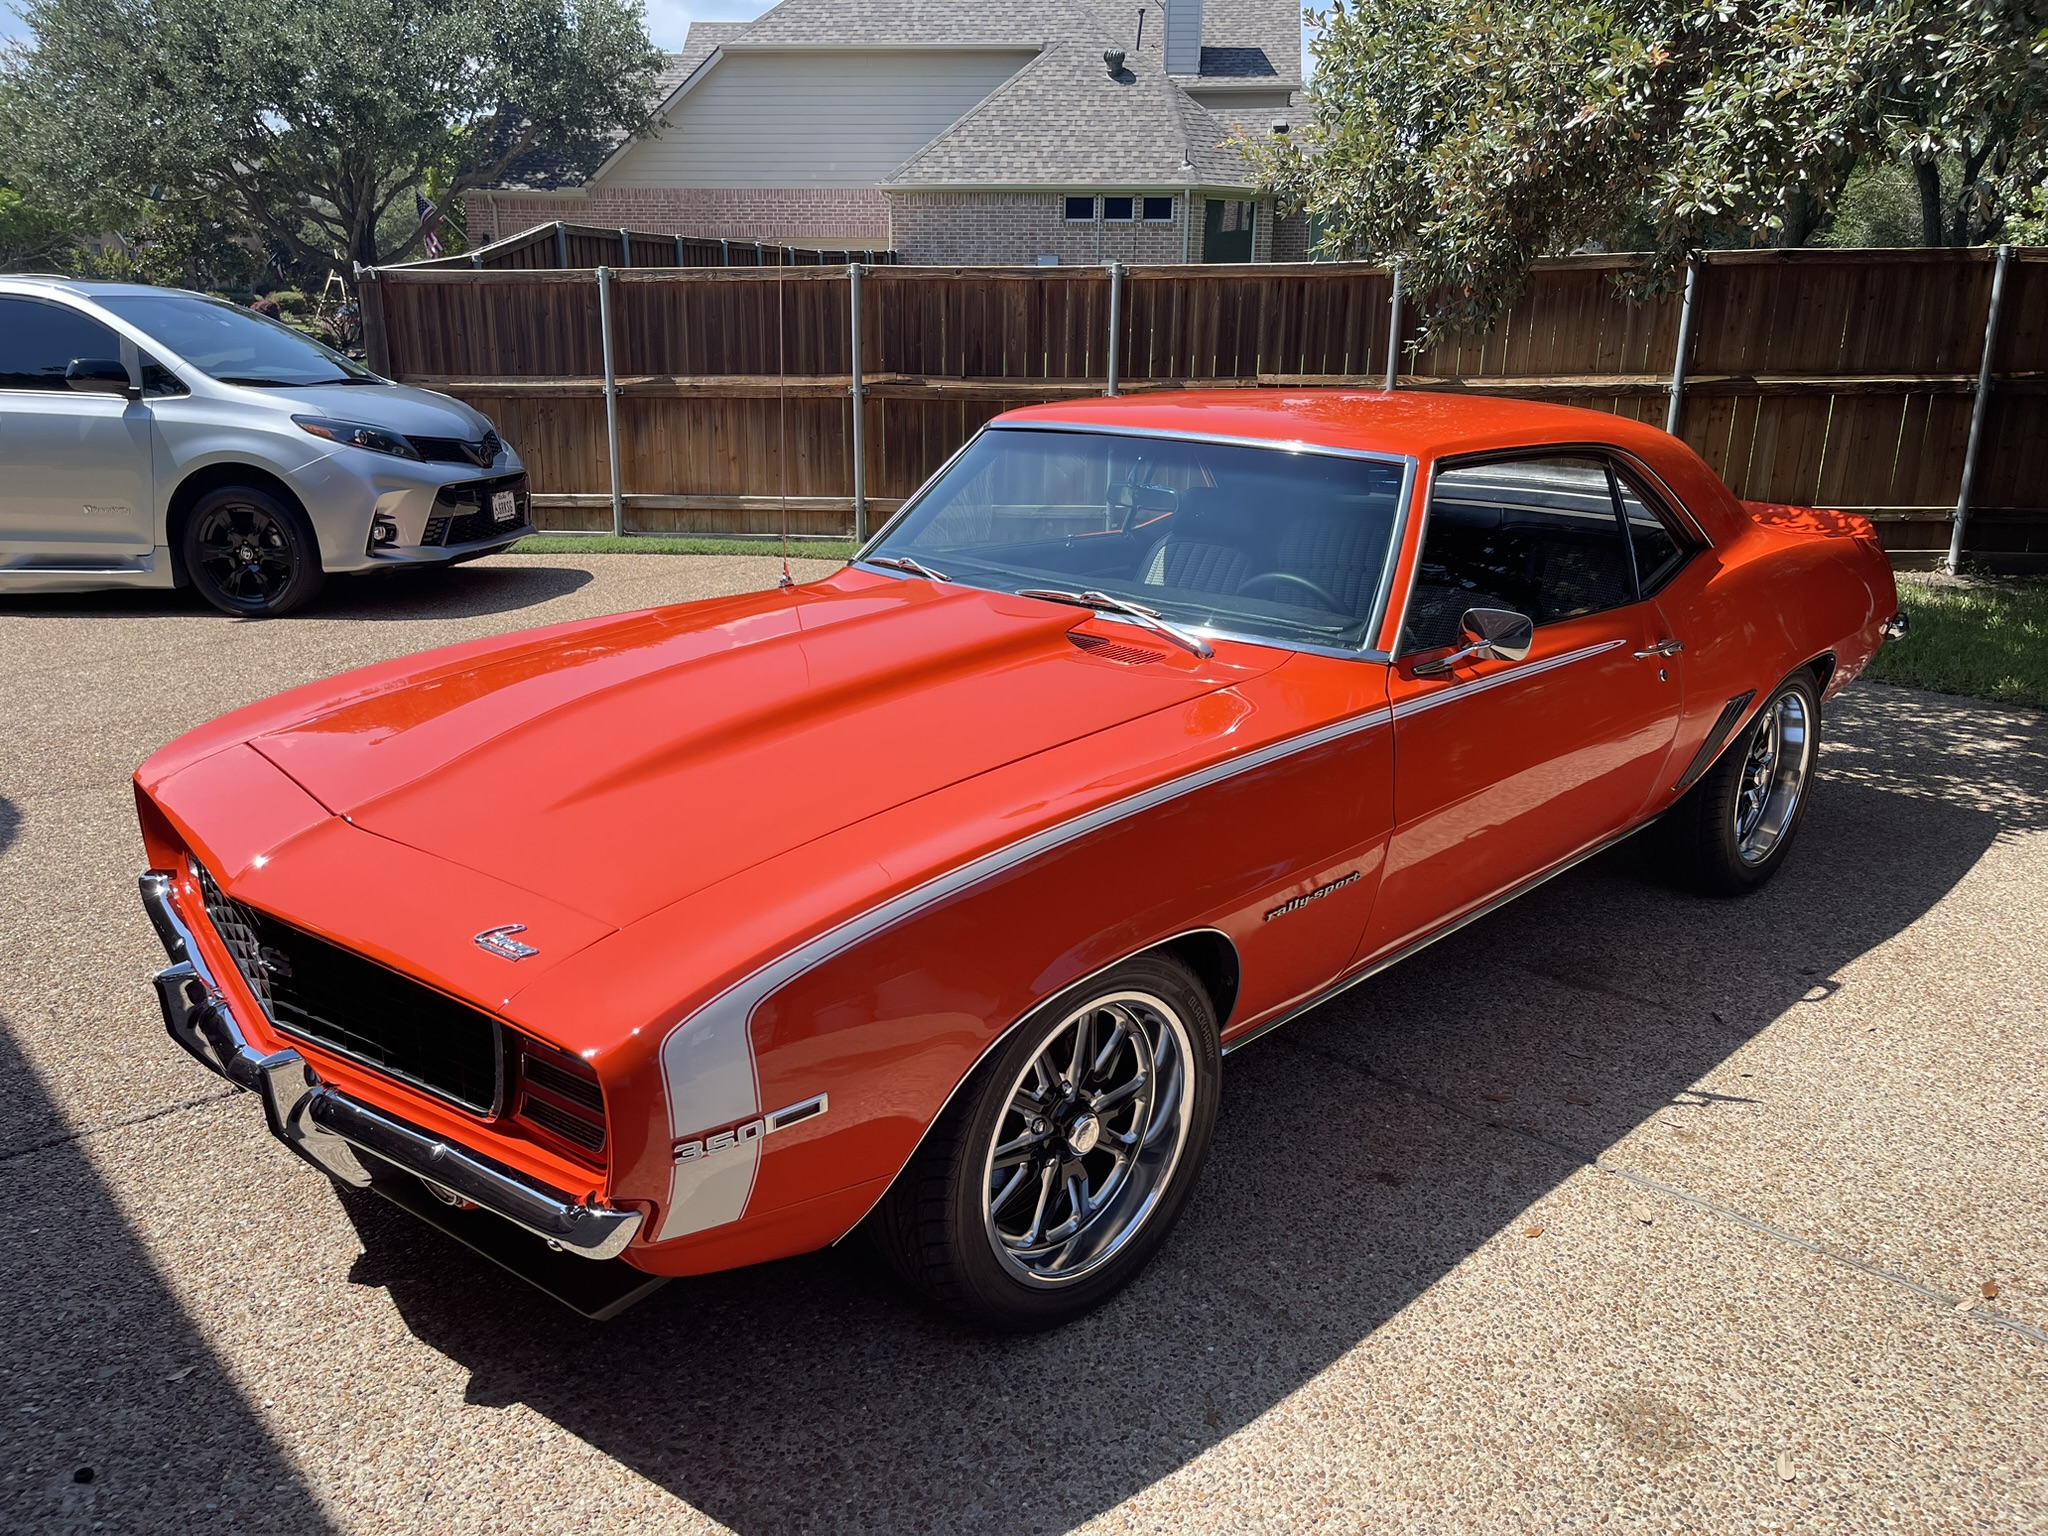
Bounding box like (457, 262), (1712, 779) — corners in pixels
(242, 573), (1278, 928)
(256, 379), (495, 440)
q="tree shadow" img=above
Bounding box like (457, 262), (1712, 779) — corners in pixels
(0, 1015), (336, 1534)
(333, 694), (2015, 1533)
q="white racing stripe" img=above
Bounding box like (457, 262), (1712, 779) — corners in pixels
(653, 703), (1393, 1242)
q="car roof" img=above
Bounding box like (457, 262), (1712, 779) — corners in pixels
(0, 276), (209, 301)
(994, 389), (1681, 464)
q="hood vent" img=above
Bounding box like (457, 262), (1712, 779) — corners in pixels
(1069, 632), (1168, 665)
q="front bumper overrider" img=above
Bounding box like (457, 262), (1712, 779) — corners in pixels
(139, 871), (642, 1263)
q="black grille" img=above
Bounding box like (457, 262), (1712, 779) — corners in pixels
(519, 1095), (605, 1152)
(409, 430), (500, 467)
(193, 863), (502, 1113)
(421, 473), (529, 547)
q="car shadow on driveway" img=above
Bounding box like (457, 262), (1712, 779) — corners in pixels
(0, 563), (593, 623)
(332, 752), (2006, 1534)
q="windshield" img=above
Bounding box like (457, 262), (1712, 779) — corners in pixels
(864, 428), (1410, 650)
(95, 293), (376, 387)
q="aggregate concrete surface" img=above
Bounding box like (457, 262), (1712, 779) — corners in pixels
(2, 553), (2043, 1535)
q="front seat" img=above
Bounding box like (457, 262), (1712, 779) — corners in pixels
(1136, 487), (1252, 595)
(1272, 507), (1395, 615)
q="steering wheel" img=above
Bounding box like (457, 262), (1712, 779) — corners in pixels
(1238, 571), (1345, 611)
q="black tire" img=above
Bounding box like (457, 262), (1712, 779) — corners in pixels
(872, 953), (1222, 1331)
(180, 485), (325, 617)
(1654, 672), (1821, 895)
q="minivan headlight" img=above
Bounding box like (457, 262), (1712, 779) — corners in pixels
(294, 416), (421, 460)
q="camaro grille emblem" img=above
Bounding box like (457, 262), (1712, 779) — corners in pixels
(474, 923), (539, 961)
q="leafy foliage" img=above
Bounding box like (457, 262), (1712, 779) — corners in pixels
(1256, 0), (2048, 342)
(0, 0), (660, 271)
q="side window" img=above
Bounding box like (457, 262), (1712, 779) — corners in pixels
(1403, 455), (1634, 652)
(0, 297), (123, 392)
(1614, 471), (1691, 595)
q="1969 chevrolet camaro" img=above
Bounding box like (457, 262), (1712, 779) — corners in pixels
(134, 391), (1905, 1329)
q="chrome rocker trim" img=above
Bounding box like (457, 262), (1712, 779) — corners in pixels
(139, 871), (642, 1263)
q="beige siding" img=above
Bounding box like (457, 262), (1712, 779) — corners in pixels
(601, 49), (1036, 190)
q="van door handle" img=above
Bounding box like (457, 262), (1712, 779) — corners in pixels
(1633, 639), (1684, 658)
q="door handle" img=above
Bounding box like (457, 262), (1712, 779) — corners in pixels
(1633, 639), (1684, 658)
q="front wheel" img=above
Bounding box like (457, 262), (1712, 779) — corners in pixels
(1654, 673), (1820, 895)
(181, 485), (325, 617)
(872, 954), (1221, 1331)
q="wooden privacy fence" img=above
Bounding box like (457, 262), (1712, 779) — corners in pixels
(393, 219), (898, 273)
(359, 247), (2048, 563)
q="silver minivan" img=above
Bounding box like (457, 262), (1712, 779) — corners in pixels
(0, 277), (532, 616)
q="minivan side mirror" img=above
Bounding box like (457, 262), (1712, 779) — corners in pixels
(65, 358), (139, 399)
(1412, 606), (1536, 676)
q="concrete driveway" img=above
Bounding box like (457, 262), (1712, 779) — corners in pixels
(3, 554), (2044, 1535)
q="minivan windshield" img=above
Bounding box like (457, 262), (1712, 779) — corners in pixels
(96, 292), (377, 387)
(862, 427), (1410, 651)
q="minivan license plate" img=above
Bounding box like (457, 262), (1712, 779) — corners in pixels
(491, 490), (517, 524)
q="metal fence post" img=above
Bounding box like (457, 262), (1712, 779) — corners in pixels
(1384, 262), (1403, 389)
(1665, 257), (1701, 438)
(849, 262), (868, 543)
(674, 234), (685, 268)
(554, 221), (569, 269)
(1949, 243), (2012, 575)
(619, 227), (632, 267)
(1105, 261), (1124, 396)
(597, 266), (623, 537)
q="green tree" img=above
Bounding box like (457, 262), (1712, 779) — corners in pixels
(1258, 0), (2048, 341)
(0, 0), (660, 271)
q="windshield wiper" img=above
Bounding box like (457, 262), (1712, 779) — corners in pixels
(1016, 588), (1214, 658)
(867, 555), (951, 583)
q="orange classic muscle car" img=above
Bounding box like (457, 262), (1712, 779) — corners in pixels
(135, 391), (1905, 1328)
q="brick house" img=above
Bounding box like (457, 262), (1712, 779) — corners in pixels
(470, 0), (1306, 264)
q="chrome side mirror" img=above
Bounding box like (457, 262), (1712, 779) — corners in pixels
(1413, 606), (1535, 677)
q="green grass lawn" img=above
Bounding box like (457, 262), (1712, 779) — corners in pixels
(1866, 573), (2048, 709)
(512, 534), (859, 560)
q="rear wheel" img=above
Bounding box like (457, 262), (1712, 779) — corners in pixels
(1655, 674), (1819, 895)
(181, 485), (325, 617)
(873, 954), (1221, 1331)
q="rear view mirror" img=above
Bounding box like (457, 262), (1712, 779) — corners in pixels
(65, 358), (138, 399)
(1413, 606), (1535, 676)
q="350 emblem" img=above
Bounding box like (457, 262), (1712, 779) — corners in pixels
(673, 1092), (828, 1164)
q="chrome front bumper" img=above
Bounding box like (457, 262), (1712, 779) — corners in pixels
(139, 872), (642, 1262)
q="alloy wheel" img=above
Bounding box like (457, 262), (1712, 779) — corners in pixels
(194, 501), (296, 606)
(1733, 690), (1812, 865)
(980, 990), (1194, 1286)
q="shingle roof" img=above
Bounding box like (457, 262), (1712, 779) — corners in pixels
(881, 24), (1269, 189)
(495, 0), (1300, 193)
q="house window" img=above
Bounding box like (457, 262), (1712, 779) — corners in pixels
(1064, 196), (1095, 222)
(1142, 196), (1174, 222)
(1103, 196), (1135, 223)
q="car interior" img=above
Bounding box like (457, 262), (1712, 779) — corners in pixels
(883, 429), (1410, 649)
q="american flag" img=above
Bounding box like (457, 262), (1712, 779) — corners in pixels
(415, 191), (445, 257)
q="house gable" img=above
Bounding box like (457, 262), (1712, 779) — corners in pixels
(597, 47), (1039, 191)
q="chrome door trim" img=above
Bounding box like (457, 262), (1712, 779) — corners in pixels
(1389, 638), (1627, 722)
(655, 704), (1394, 1243)
(1222, 817), (1647, 1057)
